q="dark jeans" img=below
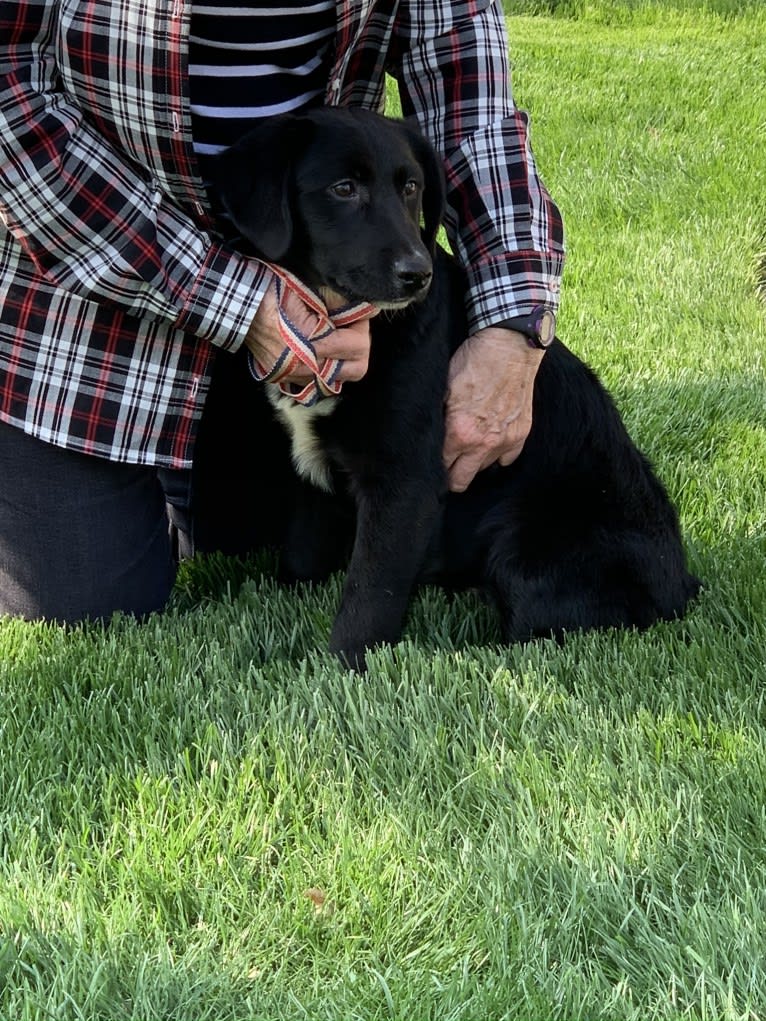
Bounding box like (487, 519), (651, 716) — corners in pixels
(0, 347), (298, 623)
(0, 418), (193, 622)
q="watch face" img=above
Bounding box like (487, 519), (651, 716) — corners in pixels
(536, 309), (556, 347)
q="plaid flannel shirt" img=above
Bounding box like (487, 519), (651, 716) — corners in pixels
(0, 0), (564, 468)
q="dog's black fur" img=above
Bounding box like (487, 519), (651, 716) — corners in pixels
(193, 107), (700, 668)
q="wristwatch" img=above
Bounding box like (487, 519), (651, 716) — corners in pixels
(495, 306), (556, 350)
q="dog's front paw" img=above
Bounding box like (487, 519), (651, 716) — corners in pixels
(329, 592), (406, 671)
(328, 633), (370, 673)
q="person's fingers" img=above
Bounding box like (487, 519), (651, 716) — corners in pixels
(316, 320), (371, 381)
(321, 319), (372, 357)
(442, 407), (491, 469)
(497, 436), (527, 467)
(443, 397), (532, 491)
(446, 450), (488, 493)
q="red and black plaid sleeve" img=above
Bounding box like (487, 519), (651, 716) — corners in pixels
(393, 0), (565, 334)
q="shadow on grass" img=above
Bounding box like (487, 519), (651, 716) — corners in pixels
(0, 926), (264, 1021)
(756, 248), (766, 306)
(142, 373), (766, 680)
(601, 372), (766, 456)
(170, 548), (281, 612)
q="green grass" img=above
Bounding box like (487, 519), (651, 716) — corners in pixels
(2, 5), (766, 1019)
(503, 0), (764, 19)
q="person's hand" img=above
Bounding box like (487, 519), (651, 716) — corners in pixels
(244, 275), (374, 386)
(443, 327), (545, 493)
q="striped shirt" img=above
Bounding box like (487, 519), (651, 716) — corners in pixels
(189, 2), (335, 184)
(0, 0), (565, 469)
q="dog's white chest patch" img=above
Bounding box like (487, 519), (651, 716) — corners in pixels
(267, 387), (337, 493)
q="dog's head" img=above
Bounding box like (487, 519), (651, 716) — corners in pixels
(211, 107), (446, 308)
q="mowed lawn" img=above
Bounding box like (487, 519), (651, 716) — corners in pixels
(1, 4), (765, 1019)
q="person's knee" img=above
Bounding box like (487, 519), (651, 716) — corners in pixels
(0, 422), (177, 624)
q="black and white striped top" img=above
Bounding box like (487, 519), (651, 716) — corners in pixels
(189, 1), (336, 183)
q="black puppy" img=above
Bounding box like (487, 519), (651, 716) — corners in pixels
(196, 107), (699, 668)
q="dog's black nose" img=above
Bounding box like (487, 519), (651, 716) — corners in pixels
(394, 253), (433, 295)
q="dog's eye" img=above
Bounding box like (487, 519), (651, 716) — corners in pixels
(330, 180), (357, 199)
(403, 179), (419, 197)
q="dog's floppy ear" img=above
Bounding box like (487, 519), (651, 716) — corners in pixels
(402, 123), (446, 252)
(209, 115), (310, 261)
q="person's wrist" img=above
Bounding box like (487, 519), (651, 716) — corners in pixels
(473, 326), (546, 364)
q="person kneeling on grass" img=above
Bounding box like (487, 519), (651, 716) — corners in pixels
(0, 0), (563, 621)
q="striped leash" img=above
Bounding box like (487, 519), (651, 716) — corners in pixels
(247, 264), (377, 407)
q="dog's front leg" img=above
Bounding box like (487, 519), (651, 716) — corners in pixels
(328, 486), (442, 670)
(280, 478), (353, 584)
